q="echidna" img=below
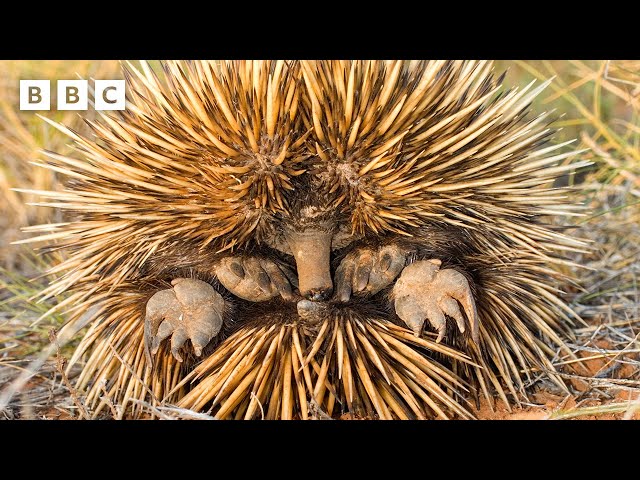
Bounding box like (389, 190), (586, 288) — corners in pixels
(20, 60), (588, 419)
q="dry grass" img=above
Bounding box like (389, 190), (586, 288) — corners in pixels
(555, 184), (640, 419)
(1, 60), (639, 419)
(506, 60), (640, 419)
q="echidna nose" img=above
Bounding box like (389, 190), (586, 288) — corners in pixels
(284, 227), (334, 304)
(304, 287), (333, 302)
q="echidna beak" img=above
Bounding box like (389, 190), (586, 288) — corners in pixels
(284, 228), (334, 302)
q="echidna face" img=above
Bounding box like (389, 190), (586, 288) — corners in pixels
(261, 183), (362, 300)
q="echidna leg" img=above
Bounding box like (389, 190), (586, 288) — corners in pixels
(334, 244), (409, 302)
(144, 278), (225, 362)
(214, 256), (297, 302)
(392, 260), (479, 343)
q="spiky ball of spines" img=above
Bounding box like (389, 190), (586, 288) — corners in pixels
(22, 60), (587, 419)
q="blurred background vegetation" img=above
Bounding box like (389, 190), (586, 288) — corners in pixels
(0, 60), (638, 419)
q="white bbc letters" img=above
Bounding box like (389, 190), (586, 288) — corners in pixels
(20, 80), (51, 110)
(94, 80), (126, 111)
(57, 80), (88, 111)
(20, 80), (125, 111)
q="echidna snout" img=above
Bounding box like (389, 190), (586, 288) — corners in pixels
(284, 227), (334, 301)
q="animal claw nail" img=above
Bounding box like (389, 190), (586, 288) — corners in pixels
(230, 262), (244, 279)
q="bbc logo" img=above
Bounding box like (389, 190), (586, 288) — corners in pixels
(20, 80), (125, 111)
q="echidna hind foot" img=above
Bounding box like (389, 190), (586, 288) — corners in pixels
(145, 278), (225, 362)
(392, 259), (478, 343)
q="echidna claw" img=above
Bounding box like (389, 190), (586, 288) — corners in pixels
(144, 278), (225, 363)
(334, 244), (409, 302)
(215, 256), (296, 302)
(392, 259), (478, 343)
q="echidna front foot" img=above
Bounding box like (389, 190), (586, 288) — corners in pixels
(214, 256), (297, 302)
(145, 278), (225, 362)
(392, 260), (478, 343)
(334, 244), (409, 302)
